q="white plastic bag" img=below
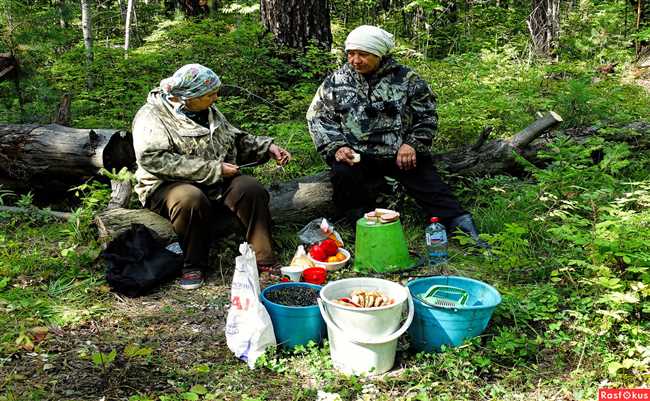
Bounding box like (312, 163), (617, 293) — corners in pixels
(225, 243), (276, 369)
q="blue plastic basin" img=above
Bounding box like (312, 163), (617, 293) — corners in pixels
(406, 276), (501, 352)
(261, 282), (326, 348)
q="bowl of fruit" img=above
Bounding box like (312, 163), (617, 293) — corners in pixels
(307, 239), (351, 271)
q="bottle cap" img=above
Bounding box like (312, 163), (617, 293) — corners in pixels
(430, 217), (439, 223)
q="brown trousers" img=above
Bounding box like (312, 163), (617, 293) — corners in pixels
(147, 175), (275, 273)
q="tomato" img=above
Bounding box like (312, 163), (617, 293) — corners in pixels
(320, 239), (339, 257)
(309, 244), (327, 262)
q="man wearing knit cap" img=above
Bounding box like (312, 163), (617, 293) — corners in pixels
(307, 25), (487, 247)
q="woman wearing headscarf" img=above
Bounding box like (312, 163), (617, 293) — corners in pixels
(307, 26), (486, 246)
(133, 64), (291, 289)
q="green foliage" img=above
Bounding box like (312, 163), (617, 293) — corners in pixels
(467, 134), (650, 385)
(62, 179), (111, 244)
(559, 0), (633, 62)
(0, 222), (108, 356)
(92, 349), (117, 369)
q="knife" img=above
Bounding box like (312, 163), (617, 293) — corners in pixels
(237, 160), (264, 169)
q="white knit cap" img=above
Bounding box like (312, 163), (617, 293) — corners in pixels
(344, 25), (395, 57)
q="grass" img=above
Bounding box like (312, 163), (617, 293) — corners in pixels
(0, 219), (108, 355)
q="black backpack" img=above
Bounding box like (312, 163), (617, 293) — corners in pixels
(102, 223), (182, 297)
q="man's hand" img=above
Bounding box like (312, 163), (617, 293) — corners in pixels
(221, 162), (240, 178)
(396, 143), (417, 170)
(268, 144), (291, 166)
(334, 146), (357, 166)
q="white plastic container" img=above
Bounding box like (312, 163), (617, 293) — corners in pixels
(318, 277), (414, 375)
(280, 265), (303, 282)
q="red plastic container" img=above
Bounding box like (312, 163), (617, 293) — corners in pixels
(302, 267), (327, 285)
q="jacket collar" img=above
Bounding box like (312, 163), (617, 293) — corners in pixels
(147, 89), (217, 137)
(342, 56), (399, 84)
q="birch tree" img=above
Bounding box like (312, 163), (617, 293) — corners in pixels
(124, 0), (134, 58)
(80, 0), (94, 89)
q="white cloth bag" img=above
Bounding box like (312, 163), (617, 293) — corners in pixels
(225, 243), (276, 368)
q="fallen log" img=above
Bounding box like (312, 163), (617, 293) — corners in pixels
(95, 112), (563, 244)
(0, 53), (17, 81)
(0, 123), (135, 192)
(435, 111), (563, 176)
(0, 205), (73, 220)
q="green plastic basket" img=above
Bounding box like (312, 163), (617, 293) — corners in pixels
(417, 285), (469, 308)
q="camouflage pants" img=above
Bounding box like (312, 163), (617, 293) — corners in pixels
(147, 175), (275, 273)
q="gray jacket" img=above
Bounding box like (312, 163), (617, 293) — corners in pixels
(132, 89), (273, 205)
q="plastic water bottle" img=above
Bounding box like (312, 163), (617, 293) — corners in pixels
(425, 217), (448, 266)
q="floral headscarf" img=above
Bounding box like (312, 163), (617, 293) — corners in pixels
(159, 64), (221, 100)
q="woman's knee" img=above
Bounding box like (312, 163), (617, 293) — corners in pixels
(167, 184), (211, 214)
(230, 175), (269, 202)
(330, 162), (366, 190)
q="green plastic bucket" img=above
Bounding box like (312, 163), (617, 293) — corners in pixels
(353, 217), (415, 273)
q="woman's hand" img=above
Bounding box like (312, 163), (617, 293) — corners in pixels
(221, 162), (240, 177)
(268, 144), (291, 166)
(396, 144), (417, 170)
(334, 146), (357, 166)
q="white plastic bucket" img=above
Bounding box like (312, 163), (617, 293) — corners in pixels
(318, 278), (414, 375)
(319, 277), (409, 338)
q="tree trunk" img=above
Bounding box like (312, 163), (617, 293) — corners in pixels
(635, 0), (646, 54)
(260, 0), (332, 50)
(527, 0), (560, 57)
(207, 0), (218, 15)
(178, 0), (209, 16)
(0, 7), (25, 120)
(0, 124), (135, 192)
(80, 0), (94, 89)
(57, 0), (68, 28)
(54, 93), (71, 125)
(124, 0), (134, 57)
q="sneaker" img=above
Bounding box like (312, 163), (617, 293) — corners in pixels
(180, 270), (204, 290)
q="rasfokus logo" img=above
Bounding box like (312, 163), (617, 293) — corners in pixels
(599, 389), (650, 400)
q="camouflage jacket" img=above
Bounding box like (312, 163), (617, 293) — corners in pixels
(132, 89), (273, 205)
(306, 57), (437, 163)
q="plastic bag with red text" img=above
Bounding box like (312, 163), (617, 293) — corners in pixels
(225, 243), (276, 369)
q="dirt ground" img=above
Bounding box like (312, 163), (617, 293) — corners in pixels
(1, 270), (300, 401)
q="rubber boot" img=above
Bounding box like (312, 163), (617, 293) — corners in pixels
(448, 213), (490, 249)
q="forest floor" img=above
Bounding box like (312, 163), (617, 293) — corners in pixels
(1, 266), (308, 401)
(0, 233), (599, 401)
